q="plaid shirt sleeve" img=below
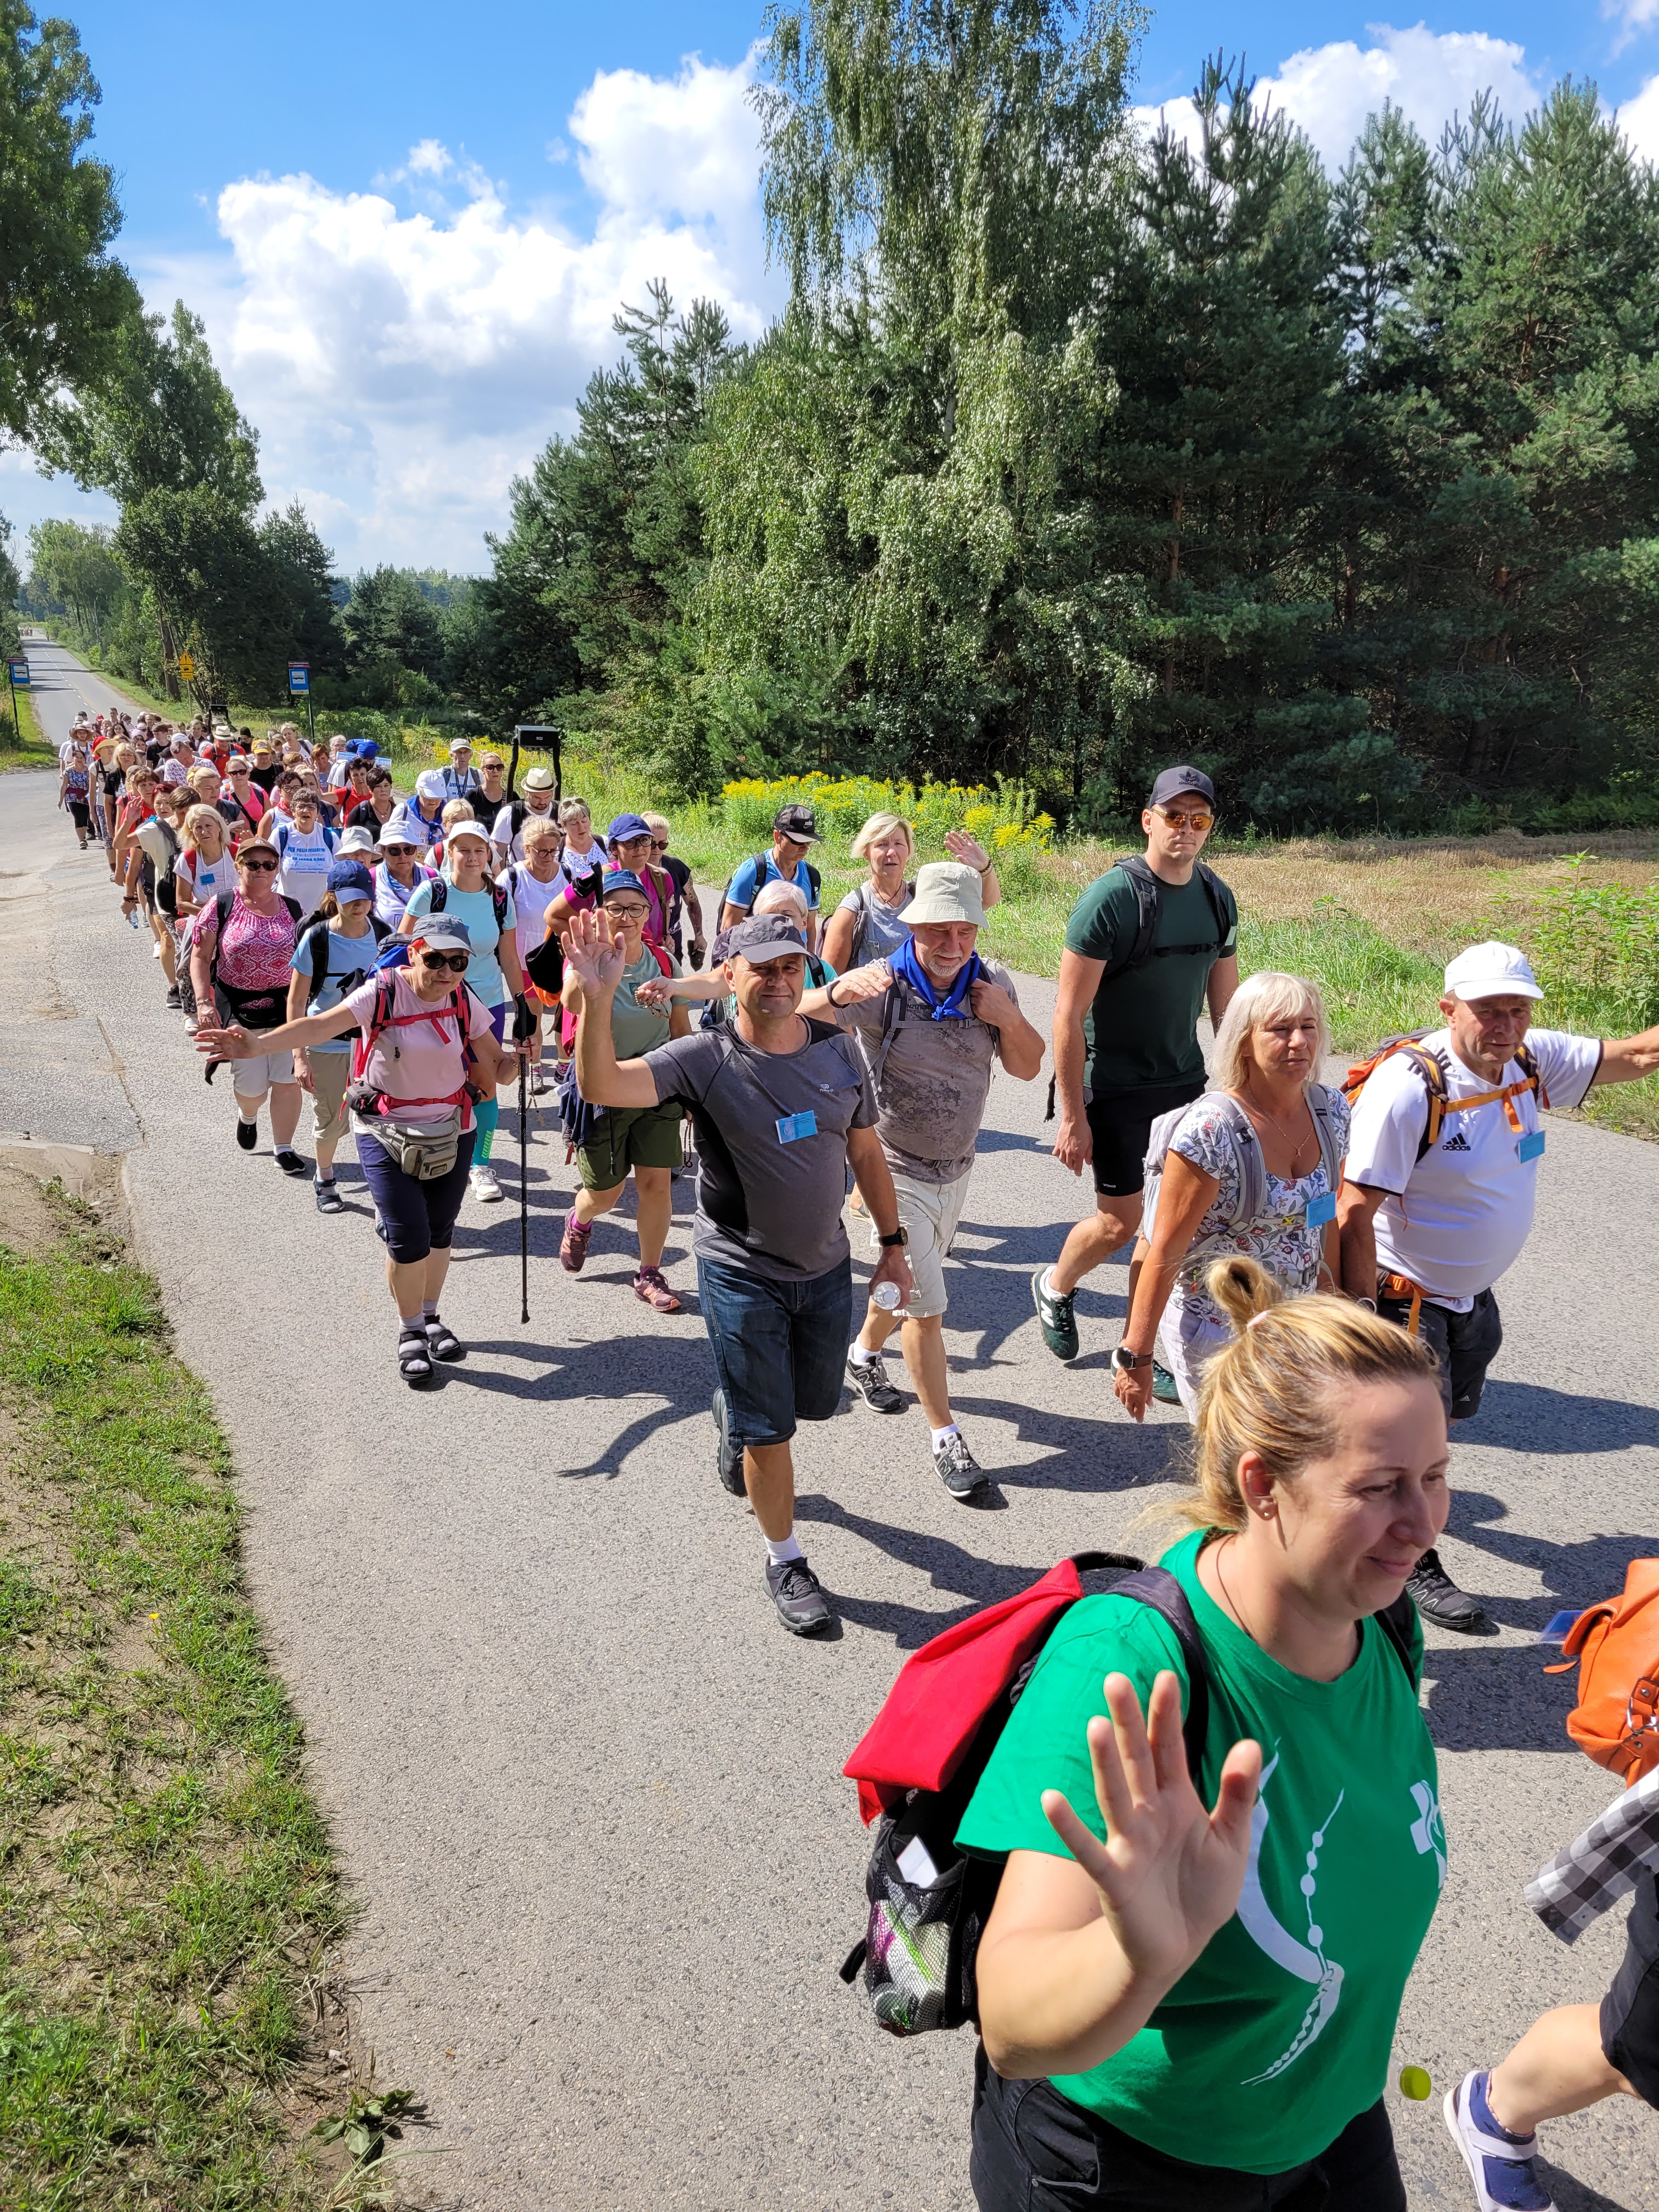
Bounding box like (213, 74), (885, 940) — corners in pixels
(1526, 1767), (1659, 1942)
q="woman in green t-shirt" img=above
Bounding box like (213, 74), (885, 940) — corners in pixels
(962, 1257), (1449, 2209)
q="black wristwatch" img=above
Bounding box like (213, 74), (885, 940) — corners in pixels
(879, 1227), (909, 1249)
(1113, 1345), (1153, 1373)
(825, 978), (844, 1008)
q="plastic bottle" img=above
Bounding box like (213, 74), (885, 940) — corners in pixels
(872, 1281), (903, 1311)
(127, 906), (143, 929)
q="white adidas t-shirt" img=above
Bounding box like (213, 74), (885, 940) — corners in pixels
(1344, 1026), (1602, 1305)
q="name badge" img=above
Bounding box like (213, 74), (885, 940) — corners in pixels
(1305, 1189), (1337, 1227)
(776, 1110), (817, 1144)
(1517, 1129), (1545, 1163)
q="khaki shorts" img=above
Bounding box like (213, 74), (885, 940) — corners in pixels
(577, 1100), (683, 1190)
(305, 1050), (352, 1143)
(868, 1165), (970, 1319)
(232, 1047), (296, 1097)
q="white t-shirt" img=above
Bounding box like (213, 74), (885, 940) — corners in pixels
(504, 861), (562, 968)
(273, 820), (337, 918)
(1344, 1026), (1601, 1304)
(491, 799), (558, 862)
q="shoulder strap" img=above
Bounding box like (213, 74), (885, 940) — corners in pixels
(806, 861), (821, 901)
(1108, 856), (1161, 976)
(428, 877), (448, 913)
(1373, 1593), (1417, 1683)
(1108, 1566), (1211, 1779)
(866, 979), (911, 1086)
(1306, 1082), (1344, 1195)
(279, 895), (302, 924)
(492, 878), (509, 928)
(1208, 1092), (1267, 1229)
(650, 941), (673, 978)
(300, 917), (333, 1006)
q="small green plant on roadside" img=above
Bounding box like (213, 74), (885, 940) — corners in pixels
(313, 2085), (421, 2203)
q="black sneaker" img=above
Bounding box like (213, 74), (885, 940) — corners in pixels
(766, 1554), (832, 1635)
(934, 1432), (989, 1501)
(235, 1118), (258, 1152)
(1407, 1549), (1489, 1633)
(313, 1177), (345, 1215)
(712, 1389), (745, 1496)
(165, 985), (182, 1009)
(846, 1351), (904, 1413)
(1152, 1361), (1181, 1405)
(273, 1148), (308, 1177)
(1032, 1267), (1078, 1361)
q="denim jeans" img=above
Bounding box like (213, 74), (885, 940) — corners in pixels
(696, 1254), (852, 1446)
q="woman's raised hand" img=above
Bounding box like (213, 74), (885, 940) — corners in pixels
(944, 828), (991, 874)
(561, 906), (627, 995)
(1042, 1671), (1261, 1988)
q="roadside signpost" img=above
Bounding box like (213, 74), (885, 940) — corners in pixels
(177, 651), (196, 684)
(5, 657), (27, 743)
(288, 662), (314, 745)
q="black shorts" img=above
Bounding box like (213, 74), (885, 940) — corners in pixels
(1602, 1872), (1659, 2107)
(970, 2048), (1406, 2210)
(1086, 1080), (1206, 1199)
(1376, 1286), (1502, 1421)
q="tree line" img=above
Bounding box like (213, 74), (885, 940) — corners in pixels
(8, 0), (1659, 830)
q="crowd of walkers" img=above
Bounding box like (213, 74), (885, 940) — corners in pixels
(54, 698), (1659, 2212)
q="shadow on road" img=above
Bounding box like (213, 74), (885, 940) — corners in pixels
(1473, 1379), (1659, 1456)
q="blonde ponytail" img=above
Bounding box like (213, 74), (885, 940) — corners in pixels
(1172, 1257), (1440, 1533)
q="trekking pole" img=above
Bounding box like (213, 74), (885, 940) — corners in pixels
(514, 993), (537, 1325)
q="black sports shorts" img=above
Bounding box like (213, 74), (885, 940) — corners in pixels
(1602, 1871), (1659, 2107)
(1085, 1079), (1206, 1200)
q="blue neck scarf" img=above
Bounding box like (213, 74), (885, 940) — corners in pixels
(890, 934), (982, 1018)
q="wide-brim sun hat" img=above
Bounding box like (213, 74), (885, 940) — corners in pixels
(904, 861), (986, 928)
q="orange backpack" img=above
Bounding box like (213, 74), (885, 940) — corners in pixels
(1546, 1561), (1659, 1781)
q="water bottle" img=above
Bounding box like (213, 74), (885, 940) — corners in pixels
(127, 906), (143, 930)
(872, 1280), (903, 1312)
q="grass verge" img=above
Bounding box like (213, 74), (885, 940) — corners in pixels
(0, 684), (58, 772)
(0, 1175), (383, 2210)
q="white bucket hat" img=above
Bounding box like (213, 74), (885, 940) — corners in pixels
(903, 861), (986, 928)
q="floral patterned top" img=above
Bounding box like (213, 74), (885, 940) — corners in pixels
(1168, 1087), (1350, 1300)
(189, 890), (297, 992)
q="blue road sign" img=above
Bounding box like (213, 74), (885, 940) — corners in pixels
(8, 660), (29, 687)
(288, 663), (310, 694)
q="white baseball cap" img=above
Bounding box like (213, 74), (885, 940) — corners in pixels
(1443, 941), (1544, 1003)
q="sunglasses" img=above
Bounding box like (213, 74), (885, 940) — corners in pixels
(241, 856), (278, 872)
(1158, 810), (1214, 832)
(382, 844), (415, 856)
(419, 950), (470, 973)
(650, 838), (669, 850)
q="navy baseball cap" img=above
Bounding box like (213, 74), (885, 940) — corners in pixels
(606, 812), (653, 845)
(326, 859), (375, 901)
(600, 869), (647, 900)
(715, 915), (808, 964)
(1148, 765), (1216, 810)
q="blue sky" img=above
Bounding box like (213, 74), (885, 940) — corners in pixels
(7, 0), (1658, 576)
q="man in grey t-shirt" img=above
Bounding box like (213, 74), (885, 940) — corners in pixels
(809, 863), (1045, 1498)
(565, 909), (912, 1638)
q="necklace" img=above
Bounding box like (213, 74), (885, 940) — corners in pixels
(1240, 1078), (1313, 1173)
(1212, 1535), (1258, 1647)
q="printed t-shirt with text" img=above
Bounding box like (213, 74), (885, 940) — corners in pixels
(834, 957), (1020, 1183)
(341, 972), (492, 1132)
(958, 1530), (1444, 2175)
(642, 1019), (874, 1282)
(273, 821), (336, 919)
(1342, 1026), (1601, 1304)
(1064, 865), (1238, 1101)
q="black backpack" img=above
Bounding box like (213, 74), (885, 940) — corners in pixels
(839, 1551), (1415, 2037)
(296, 913), (391, 1009)
(201, 887), (303, 1046)
(426, 873), (510, 934)
(721, 850), (821, 915)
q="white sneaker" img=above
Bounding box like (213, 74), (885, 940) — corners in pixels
(470, 1164), (504, 1203)
(151, 938), (162, 958)
(1444, 2071), (1556, 2211)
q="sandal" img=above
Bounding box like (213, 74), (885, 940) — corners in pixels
(397, 1324), (434, 1385)
(633, 1265), (681, 1313)
(424, 1314), (465, 1362)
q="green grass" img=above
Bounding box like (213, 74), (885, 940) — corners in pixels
(0, 684), (57, 772)
(0, 1195), (360, 2210)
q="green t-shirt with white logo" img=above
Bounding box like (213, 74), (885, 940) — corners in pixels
(956, 1531), (1444, 2176)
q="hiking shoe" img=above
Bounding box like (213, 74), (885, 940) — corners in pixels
(634, 1265), (681, 1313)
(165, 984), (182, 1009)
(767, 1555), (832, 1636)
(1444, 2070), (1556, 2211)
(1032, 1267), (1078, 1361)
(313, 1177), (344, 1215)
(469, 1164), (504, 1203)
(712, 1389), (745, 1497)
(274, 1148), (308, 1177)
(235, 1118), (258, 1152)
(1409, 1549), (1489, 1633)
(560, 1209), (592, 1272)
(934, 1432), (989, 1501)
(846, 1351), (904, 1413)
(1152, 1360), (1181, 1404)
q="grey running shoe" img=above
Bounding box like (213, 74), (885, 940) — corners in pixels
(934, 1432), (989, 1501)
(766, 1555), (832, 1635)
(846, 1352), (904, 1413)
(1032, 1267), (1079, 1361)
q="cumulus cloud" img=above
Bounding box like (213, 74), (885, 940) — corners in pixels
(1136, 22), (1542, 175)
(1616, 72), (1659, 161)
(172, 46), (775, 572)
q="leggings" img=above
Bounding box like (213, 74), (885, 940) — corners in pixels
(970, 2049), (1406, 2211)
(473, 1000), (507, 1163)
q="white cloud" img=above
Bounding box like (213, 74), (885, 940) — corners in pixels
(1136, 22), (1542, 176)
(157, 46), (776, 573)
(1606, 0), (1659, 58)
(1616, 72), (1659, 162)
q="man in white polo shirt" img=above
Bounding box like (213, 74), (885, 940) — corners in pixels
(1339, 940), (1659, 1630)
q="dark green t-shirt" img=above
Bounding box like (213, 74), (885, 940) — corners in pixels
(1064, 865), (1238, 1100)
(956, 1531), (1444, 2176)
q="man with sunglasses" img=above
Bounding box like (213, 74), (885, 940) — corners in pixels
(719, 803), (822, 953)
(1034, 766), (1239, 1365)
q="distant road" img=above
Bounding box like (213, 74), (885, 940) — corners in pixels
(16, 628), (145, 751)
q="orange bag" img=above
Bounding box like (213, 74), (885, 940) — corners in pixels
(1547, 1561), (1659, 1781)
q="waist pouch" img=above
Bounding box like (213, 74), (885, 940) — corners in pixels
(353, 1101), (464, 1181)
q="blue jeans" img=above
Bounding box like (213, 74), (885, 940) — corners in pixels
(696, 1255), (852, 1447)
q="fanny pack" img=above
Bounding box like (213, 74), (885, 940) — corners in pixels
(349, 1097), (465, 1181)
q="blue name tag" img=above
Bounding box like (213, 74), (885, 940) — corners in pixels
(1517, 1128), (1545, 1162)
(776, 1110), (817, 1144)
(1305, 1189), (1337, 1227)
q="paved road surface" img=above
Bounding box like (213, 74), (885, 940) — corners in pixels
(5, 637), (1657, 2209)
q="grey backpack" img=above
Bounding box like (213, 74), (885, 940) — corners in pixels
(1142, 1086), (1342, 1240)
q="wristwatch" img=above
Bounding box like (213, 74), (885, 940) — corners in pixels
(825, 978), (844, 1008)
(879, 1227), (909, 1249)
(1113, 1345), (1154, 1373)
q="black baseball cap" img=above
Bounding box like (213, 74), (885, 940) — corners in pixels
(714, 915), (808, 964)
(772, 803), (820, 844)
(1148, 766), (1216, 811)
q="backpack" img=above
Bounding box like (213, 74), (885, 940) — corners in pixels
(272, 819), (338, 872)
(296, 913), (391, 1009)
(845, 879), (915, 967)
(151, 819), (183, 915)
(1546, 1562), (1659, 1782)
(346, 970), (482, 1115)
(722, 850), (821, 917)
(204, 888), (303, 1029)
(425, 873), (511, 935)
(838, 1550), (1415, 2038)
(1141, 1086), (1344, 1241)
(1342, 1032), (1549, 1164)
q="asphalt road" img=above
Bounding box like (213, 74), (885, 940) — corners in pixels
(6, 636), (1657, 2210)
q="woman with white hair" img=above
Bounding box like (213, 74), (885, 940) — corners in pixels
(822, 813), (1002, 973)
(1114, 972), (1349, 1421)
